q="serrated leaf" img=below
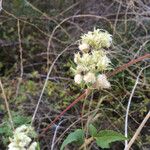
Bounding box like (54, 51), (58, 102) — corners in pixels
(60, 129), (84, 150)
(89, 124), (97, 137)
(95, 130), (127, 149)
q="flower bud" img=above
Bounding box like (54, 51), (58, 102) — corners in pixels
(96, 74), (111, 89)
(28, 142), (38, 150)
(74, 74), (83, 84)
(83, 72), (96, 83)
(74, 53), (81, 64)
(100, 32), (112, 48)
(78, 43), (89, 53)
(97, 55), (111, 71)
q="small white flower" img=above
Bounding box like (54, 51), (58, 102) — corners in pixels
(81, 53), (92, 65)
(28, 142), (38, 150)
(78, 43), (89, 52)
(8, 142), (21, 150)
(92, 50), (106, 63)
(76, 65), (88, 74)
(81, 28), (112, 49)
(97, 55), (111, 71)
(74, 74), (83, 84)
(96, 74), (111, 89)
(74, 53), (81, 64)
(15, 125), (28, 133)
(83, 72), (96, 84)
(98, 31), (112, 48)
(75, 53), (93, 67)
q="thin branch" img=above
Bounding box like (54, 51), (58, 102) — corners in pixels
(0, 0), (2, 12)
(51, 120), (64, 150)
(17, 19), (24, 79)
(0, 79), (14, 130)
(15, 19), (24, 97)
(124, 65), (150, 149)
(125, 110), (150, 150)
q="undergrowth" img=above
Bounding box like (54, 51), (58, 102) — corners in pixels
(0, 0), (150, 150)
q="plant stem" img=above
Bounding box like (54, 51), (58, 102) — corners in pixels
(79, 137), (94, 150)
(124, 65), (150, 149)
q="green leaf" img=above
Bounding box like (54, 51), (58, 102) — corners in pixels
(95, 130), (127, 149)
(60, 129), (84, 150)
(89, 124), (97, 137)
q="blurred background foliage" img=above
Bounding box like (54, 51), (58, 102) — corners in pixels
(0, 0), (150, 149)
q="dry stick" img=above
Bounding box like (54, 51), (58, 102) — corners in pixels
(16, 19), (24, 97)
(0, 0), (2, 11)
(125, 110), (150, 150)
(39, 53), (150, 137)
(0, 79), (14, 130)
(51, 120), (64, 150)
(17, 20), (23, 78)
(124, 65), (150, 149)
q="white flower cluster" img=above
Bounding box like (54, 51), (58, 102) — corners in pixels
(73, 28), (112, 89)
(81, 28), (112, 49)
(8, 125), (38, 150)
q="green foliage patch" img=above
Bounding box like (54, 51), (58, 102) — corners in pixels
(61, 124), (127, 149)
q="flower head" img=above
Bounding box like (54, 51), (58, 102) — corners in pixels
(73, 28), (112, 89)
(74, 74), (83, 84)
(80, 28), (112, 49)
(97, 55), (111, 71)
(74, 53), (81, 64)
(96, 74), (111, 89)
